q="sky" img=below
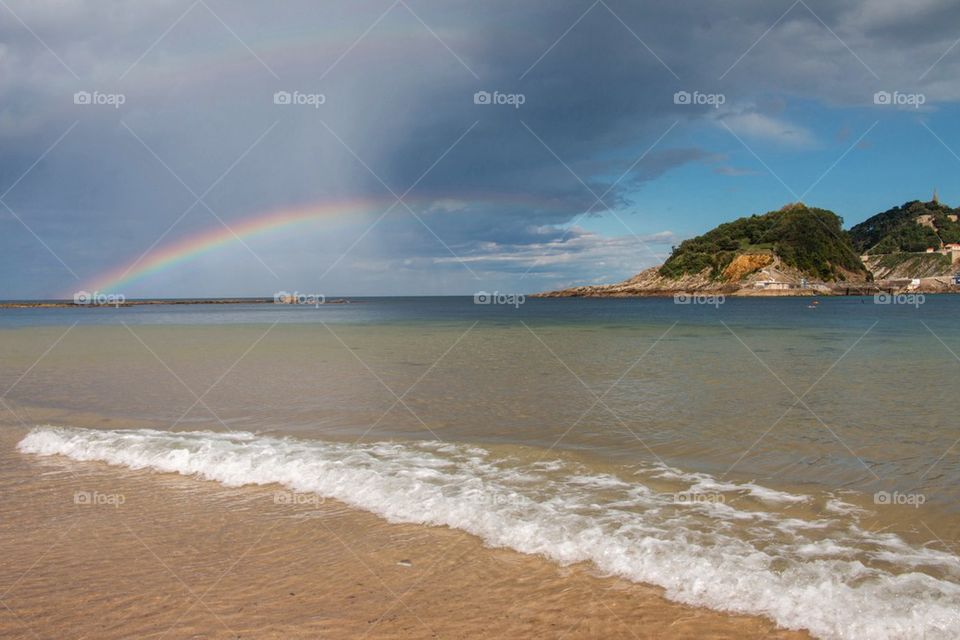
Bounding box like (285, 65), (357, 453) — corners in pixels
(2, 0), (960, 299)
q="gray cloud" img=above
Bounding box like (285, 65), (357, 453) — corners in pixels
(3, 0), (960, 296)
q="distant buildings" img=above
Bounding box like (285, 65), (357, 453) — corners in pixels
(923, 244), (960, 259)
(753, 281), (795, 290)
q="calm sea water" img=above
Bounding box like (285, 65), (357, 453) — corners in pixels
(6, 296), (960, 638)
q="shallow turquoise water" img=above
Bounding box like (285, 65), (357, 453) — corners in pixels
(2, 296), (958, 496)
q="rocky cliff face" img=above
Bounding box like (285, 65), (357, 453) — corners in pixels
(721, 253), (773, 281)
(533, 266), (720, 298)
(533, 255), (832, 298)
(862, 253), (955, 279)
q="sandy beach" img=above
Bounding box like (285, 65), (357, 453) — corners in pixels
(0, 418), (807, 639)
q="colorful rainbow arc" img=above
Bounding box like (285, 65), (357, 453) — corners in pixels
(81, 193), (564, 294)
(84, 198), (385, 294)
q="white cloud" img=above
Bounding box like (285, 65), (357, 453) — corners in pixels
(430, 227), (677, 280)
(717, 111), (816, 148)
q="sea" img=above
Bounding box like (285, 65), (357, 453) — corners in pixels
(4, 296), (960, 638)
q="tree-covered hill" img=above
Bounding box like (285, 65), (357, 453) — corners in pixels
(659, 204), (867, 281)
(848, 200), (960, 254)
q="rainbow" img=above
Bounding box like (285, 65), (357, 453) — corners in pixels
(84, 197), (389, 294)
(82, 193), (567, 294)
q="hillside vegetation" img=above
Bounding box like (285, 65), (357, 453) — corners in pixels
(659, 204), (866, 281)
(535, 198), (960, 298)
(849, 200), (960, 254)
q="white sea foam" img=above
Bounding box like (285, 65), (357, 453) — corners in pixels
(825, 496), (868, 516)
(18, 426), (960, 639)
(651, 465), (810, 504)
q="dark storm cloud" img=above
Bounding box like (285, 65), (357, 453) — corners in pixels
(3, 0), (960, 296)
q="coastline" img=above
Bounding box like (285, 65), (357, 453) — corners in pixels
(3, 286), (958, 310)
(532, 276), (960, 298)
(532, 249), (960, 297)
(531, 288), (954, 298)
(0, 414), (809, 639)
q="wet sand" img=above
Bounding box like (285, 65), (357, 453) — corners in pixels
(0, 423), (808, 639)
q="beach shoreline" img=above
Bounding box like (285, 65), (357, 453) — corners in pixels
(3, 302), (959, 639)
(0, 417), (810, 639)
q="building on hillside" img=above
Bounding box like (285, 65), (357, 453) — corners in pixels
(920, 244), (960, 258)
(753, 280), (796, 291)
